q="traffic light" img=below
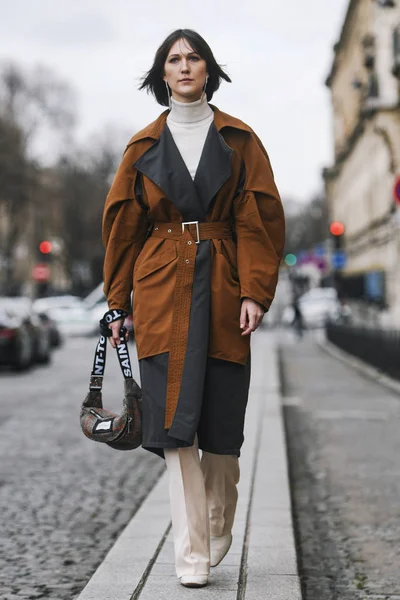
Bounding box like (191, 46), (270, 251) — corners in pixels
(38, 240), (53, 263)
(329, 221), (345, 250)
(285, 254), (297, 267)
(39, 240), (52, 254)
(329, 221), (346, 272)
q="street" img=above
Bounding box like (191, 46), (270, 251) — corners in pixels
(279, 331), (400, 599)
(2, 328), (400, 600)
(0, 337), (164, 600)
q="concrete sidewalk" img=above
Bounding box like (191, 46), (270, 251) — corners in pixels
(76, 330), (300, 600)
(280, 333), (400, 598)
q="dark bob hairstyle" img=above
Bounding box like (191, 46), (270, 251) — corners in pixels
(139, 29), (231, 106)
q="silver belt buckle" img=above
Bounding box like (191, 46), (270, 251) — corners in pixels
(182, 221), (200, 244)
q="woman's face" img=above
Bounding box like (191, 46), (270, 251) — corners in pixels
(163, 38), (208, 104)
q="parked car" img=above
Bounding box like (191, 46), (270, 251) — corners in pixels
(298, 287), (340, 328)
(33, 295), (95, 338)
(14, 297), (52, 364)
(36, 312), (63, 348)
(0, 300), (33, 370)
(46, 305), (95, 338)
(0, 297), (51, 369)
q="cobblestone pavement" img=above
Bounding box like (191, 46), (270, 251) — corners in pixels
(0, 337), (164, 600)
(279, 330), (400, 600)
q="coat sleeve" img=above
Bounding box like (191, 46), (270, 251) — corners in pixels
(102, 144), (149, 312)
(233, 132), (285, 312)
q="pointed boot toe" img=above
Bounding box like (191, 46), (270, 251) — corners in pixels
(210, 532), (233, 567)
(180, 574), (208, 588)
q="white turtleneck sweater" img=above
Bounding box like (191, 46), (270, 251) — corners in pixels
(166, 95), (214, 180)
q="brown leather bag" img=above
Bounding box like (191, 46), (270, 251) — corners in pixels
(80, 309), (142, 451)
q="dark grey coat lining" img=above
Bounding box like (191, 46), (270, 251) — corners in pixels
(133, 123), (233, 219)
(134, 121), (251, 458)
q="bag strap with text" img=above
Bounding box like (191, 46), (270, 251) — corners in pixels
(89, 309), (132, 392)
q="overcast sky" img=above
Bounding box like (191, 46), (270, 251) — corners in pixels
(0, 0), (349, 202)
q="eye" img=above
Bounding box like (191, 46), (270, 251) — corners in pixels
(169, 57), (179, 63)
(189, 55), (200, 61)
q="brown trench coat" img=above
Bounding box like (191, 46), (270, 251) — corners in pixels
(102, 105), (285, 430)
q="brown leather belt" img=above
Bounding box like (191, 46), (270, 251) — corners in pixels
(150, 220), (233, 428)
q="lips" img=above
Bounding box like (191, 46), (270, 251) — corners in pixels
(179, 79), (193, 82)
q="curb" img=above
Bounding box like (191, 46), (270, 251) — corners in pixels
(317, 338), (400, 397)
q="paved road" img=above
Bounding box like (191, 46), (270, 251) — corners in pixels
(0, 337), (164, 600)
(279, 330), (400, 600)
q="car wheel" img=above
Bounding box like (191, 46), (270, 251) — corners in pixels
(37, 333), (51, 364)
(13, 333), (33, 371)
(37, 344), (51, 364)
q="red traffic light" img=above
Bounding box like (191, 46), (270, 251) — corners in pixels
(39, 241), (52, 254)
(329, 221), (345, 236)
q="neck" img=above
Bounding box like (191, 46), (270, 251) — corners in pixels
(168, 94), (212, 125)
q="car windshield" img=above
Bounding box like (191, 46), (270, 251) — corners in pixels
(299, 289), (337, 301)
(34, 296), (81, 311)
(0, 308), (11, 322)
(0, 297), (32, 316)
(300, 296), (336, 304)
(82, 283), (106, 308)
(49, 307), (87, 322)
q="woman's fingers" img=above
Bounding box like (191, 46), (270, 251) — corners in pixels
(240, 304), (251, 336)
(108, 318), (125, 348)
(240, 302), (247, 331)
(240, 303), (251, 336)
(240, 299), (264, 336)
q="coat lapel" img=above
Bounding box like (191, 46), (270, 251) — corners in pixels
(133, 125), (205, 221)
(130, 106), (247, 220)
(194, 123), (233, 214)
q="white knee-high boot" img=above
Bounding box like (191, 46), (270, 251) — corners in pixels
(200, 453), (240, 537)
(164, 440), (210, 578)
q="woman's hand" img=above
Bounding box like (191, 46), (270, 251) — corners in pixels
(240, 298), (264, 336)
(108, 318), (129, 348)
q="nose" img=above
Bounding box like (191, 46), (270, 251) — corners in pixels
(180, 59), (190, 73)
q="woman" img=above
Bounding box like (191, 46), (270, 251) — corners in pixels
(102, 29), (285, 588)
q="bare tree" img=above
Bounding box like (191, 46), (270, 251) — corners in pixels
(0, 62), (76, 153)
(57, 138), (121, 295)
(0, 61), (76, 294)
(284, 194), (328, 256)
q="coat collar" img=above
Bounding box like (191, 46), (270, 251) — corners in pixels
(127, 105), (252, 147)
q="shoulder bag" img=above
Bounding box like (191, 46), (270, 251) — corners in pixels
(80, 309), (142, 450)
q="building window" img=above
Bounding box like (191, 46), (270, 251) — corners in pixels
(367, 72), (379, 98)
(392, 25), (400, 78)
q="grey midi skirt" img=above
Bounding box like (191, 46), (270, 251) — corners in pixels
(139, 353), (251, 459)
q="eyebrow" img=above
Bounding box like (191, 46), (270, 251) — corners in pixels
(167, 51), (200, 58)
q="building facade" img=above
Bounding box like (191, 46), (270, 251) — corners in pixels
(324, 0), (400, 326)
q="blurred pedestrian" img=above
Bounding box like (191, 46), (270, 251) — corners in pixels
(102, 29), (285, 588)
(292, 296), (305, 338)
